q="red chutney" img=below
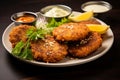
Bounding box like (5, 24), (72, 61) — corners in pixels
(16, 15), (35, 23)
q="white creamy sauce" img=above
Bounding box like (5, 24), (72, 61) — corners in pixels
(44, 7), (69, 17)
(83, 4), (110, 13)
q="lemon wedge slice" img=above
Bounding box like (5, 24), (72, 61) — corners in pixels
(68, 11), (93, 22)
(86, 24), (109, 34)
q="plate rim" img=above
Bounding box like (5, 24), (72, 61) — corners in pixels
(2, 11), (114, 67)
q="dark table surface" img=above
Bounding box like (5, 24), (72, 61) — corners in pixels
(0, 0), (120, 80)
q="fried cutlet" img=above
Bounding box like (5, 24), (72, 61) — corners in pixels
(68, 32), (102, 57)
(53, 22), (90, 41)
(9, 24), (35, 48)
(30, 35), (68, 63)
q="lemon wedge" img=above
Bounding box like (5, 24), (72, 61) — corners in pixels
(86, 24), (109, 34)
(68, 11), (93, 22)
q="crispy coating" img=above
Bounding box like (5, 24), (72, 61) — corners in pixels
(9, 25), (34, 48)
(68, 32), (102, 57)
(30, 35), (68, 63)
(79, 18), (101, 25)
(9, 18), (103, 62)
(53, 22), (90, 41)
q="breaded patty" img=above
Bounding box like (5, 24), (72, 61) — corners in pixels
(30, 35), (68, 63)
(53, 22), (90, 41)
(68, 32), (102, 57)
(9, 25), (35, 48)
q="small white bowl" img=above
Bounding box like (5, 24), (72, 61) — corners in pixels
(39, 4), (72, 19)
(11, 11), (38, 25)
(81, 1), (112, 13)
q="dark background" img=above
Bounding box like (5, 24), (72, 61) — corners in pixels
(0, 0), (120, 80)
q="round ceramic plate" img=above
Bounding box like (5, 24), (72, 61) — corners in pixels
(2, 11), (114, 67)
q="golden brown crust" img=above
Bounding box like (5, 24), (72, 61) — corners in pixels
(68, 32), (102, 57)
(9, 18), (104, 63)
(53, 22), (90, 41)
(30, 35), (68, 63)
(9, 24), (34, 48)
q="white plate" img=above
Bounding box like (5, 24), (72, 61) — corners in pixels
(2, 12), (114, 67)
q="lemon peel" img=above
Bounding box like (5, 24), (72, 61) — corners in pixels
(86, 24), (109, 34)
(68, 11), (93, 22)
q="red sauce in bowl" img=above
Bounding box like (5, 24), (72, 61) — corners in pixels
(16, 15), (35, 23)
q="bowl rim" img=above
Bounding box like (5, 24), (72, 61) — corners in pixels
(39, 4), (72, 18)
(81, 1), (112, 13)
(11, 11), (38, 23)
